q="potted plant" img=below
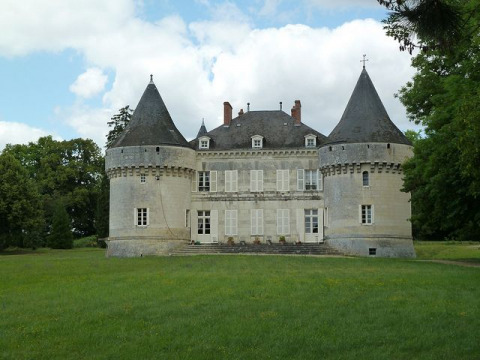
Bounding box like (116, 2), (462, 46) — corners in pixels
(279, 235), (286, 244)
(227, 237), (235, 246)
(253, 237), (261, 245)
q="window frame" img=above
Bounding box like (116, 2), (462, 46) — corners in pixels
(250, 170), (264, 192)
(276, 170), (289, 192)
(304, 209), (319, 234)
(360, 205), (374, 225)
(251, 135), (264, 149)
(362, 171), (369, 187)
(198, 136), (210, 150)
(135, 208), (149, 227)
(304, 134), (317, 148)
(197, 210), (211, 234)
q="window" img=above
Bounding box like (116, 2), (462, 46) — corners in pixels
(225, 210), (237, 235)
(369, 248), (377, 256)
(363, 171), (369, 187)
(361, 205), (373, 225)
(305, 209), (319, 233)
(198, 136), (210, 149)
(251, 209), (264, 235)
(297, 170), (320, 190)
(198, 211), (210, 234)
(250, 170), (263, 192)
(305, 135), (316, 148)
(136, 208), (148, 226)
(140, 173), (146, 183)
(251, 135), (263, 149)
(198, 171), (210, 191)
(225, 170), (238, 192)
(276, 170), (289, 191)
(185, 209), (190, 227)
(277, 209), (290, 235)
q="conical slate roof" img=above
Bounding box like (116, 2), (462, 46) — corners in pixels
(196, 119), (208, 138)
(327, 68), (411, 145)
(110, 78), (191, 148)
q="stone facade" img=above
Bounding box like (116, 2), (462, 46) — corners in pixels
(105, 68), (416, 258)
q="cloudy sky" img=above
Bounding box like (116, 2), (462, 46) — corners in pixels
(0, 0), (419, 150)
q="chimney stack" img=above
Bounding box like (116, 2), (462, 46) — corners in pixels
(291, 100), (301, 125)
(238, 109), (244, 116)
(223, 101), (232, 126)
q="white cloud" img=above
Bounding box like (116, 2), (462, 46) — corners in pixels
(0, 1), (420, 147)
(70, 68), (108, 98)
(0, 121), (53, 150)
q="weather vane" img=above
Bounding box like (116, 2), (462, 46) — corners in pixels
(360, 54), (369, 69)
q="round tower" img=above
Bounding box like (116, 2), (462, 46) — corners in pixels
(319, 67), (415, 258)
(105, 76), (195, 257)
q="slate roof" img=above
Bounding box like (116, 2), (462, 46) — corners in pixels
(327, 68), (411, 145)
(110, 80), (191, 149)
(190, 110), (327, 150)
(196, 119), (208, 138)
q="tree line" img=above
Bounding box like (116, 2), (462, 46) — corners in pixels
(2, 0), (479, 247)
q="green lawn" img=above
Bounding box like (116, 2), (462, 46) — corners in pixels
(1, 248), (479, 359)
(414, 241), (480, 263)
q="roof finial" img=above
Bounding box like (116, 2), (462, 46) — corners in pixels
(360, 54), (369, 69)
(280, 101), (282, 111)
(201, 117), (205, 126)
(247, 102), (250, 112)
(149, 74), (154, 84)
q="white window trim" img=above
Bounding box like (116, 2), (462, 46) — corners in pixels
(225, 210), (238, 236)
(251, 135), (264, 149)
(297, 169), (320, 191)
(359, 204), (374, 225)
(276, 170), (289, 192)
(304, 134), (317, 148)
(225, 170), (238, 192)
(250, 170), (264, 192)
(277, 209), (290, 235)
(135, 208), (149, 227)
(304, 209), (319, 234)
(199, 136), (211, 149)
(362, 171), (370, 187)
(251, 209), (264, 235)
(197, 210), (211, 235)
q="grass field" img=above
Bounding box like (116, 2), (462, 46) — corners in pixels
(1, 244), (479, 359)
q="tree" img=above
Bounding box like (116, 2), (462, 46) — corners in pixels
(378, 0), (465, 53)
(95, 172), (109, 240)
(3, 136), (104, 238)
(0, 153), (44, 249)
(106, 106), (133, 148)
(384, 0), (480, 239)
(48, 200), (73, 249)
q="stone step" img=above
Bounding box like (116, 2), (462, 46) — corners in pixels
(170, 243), (343, 256)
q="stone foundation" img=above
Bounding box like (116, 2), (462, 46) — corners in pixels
(326, 236), (416, 258)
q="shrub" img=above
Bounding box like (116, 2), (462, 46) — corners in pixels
(73, 236), (98, 248)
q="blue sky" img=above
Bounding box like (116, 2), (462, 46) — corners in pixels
(0, 0), (416, 150)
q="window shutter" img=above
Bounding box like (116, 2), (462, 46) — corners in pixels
(210, 171), (217, 192)
(297, 169), (304, 191)
(318, 170), (322, 191)
(233, 170), (238, 192)
(192, 171), (197, 192)
(250, 170), (257, 192)
(258, 170), (263, 192)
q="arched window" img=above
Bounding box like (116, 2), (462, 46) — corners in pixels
(362, 171), (369, 187)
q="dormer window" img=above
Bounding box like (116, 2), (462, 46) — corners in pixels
(305, 134), (317, 148)
(251, 135), (264, 149)
(199, 136), (210, 150)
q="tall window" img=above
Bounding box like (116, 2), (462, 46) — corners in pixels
(297, 170), (320, 191)
(140, 173), (146, 183)
(198, 211), (211, 234)
(362, 171), (369, 187)
(250, 170), (263, 192)
(199, 171), (210, 191)
(305, 209), (319, 233)
(276, 170), (289, 191)
(136, 208), (148, 226)
(251, 209), (264, 235)
(361, 205), (373, 224)
(225, 170), (238, 192)
(225, 210), (237, 235)
(277, 209), (290, 235)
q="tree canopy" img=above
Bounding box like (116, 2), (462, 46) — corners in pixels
(382, 0), (480, 239)
(106, 106), (133, 148)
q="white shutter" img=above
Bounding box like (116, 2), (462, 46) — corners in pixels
(283, 170), (289, 191)
(277, 209), (289, 234)
(318, 170), (323, 191)
(251, 209), (264, 235)
(191, 171), (197, 192)
(250, 170), (257, 192)
(233, 170), (238, 192)
(210, 171), (217, 192)
(225, 210), (237, 235)
(297, 169), (305, 191)
(258, 170), (263, 192)
(276, 170), (282, 191)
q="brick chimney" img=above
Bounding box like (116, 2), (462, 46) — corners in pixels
(291, 100), (301, 125)
(224, 101), (232, 126)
